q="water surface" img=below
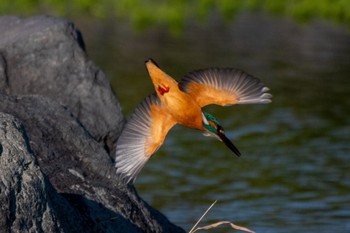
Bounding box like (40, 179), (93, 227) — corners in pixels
(77, 14), (350, 232)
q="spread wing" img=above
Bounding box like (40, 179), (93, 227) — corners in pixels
(179, 68), (271, 107)
(115, 93), (177, 183)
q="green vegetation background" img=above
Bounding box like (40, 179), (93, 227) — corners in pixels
(1, 0), (349, 33)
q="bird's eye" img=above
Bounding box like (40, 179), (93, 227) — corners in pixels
(217, 125), (224, 134)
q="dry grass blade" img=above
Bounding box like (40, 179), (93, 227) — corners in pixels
(189, 200), (217, 233)
(189, 200), (255, 233)
(190, 220), (256, 233)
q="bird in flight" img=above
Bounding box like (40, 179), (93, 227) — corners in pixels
(115, 59), (271, 183)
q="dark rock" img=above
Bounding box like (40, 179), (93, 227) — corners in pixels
(0, 113), (82, 232)
(0, 15), (185, 233)
(0, 15), (124, 154)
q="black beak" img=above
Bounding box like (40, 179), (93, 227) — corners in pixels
(218, 130), (241, 157)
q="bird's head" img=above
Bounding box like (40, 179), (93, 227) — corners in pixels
(202, 112), (241, 157)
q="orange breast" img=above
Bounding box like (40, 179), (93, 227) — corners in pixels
(146, 59), (204, 130)
(162, 89), (203, 130)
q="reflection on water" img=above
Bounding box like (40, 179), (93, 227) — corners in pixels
(76, 13), (350, 232)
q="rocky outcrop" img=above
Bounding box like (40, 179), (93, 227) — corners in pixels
(0, 113), (84, 232)
(0, 15), (185, 233)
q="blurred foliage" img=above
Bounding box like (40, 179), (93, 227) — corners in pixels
(1, 0), (349, 33)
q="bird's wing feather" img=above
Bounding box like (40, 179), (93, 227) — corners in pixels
(179, 68), (271, 107)
(115, 93), (176, 183)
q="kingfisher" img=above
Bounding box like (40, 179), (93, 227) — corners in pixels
(115, 59), (271, 183)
